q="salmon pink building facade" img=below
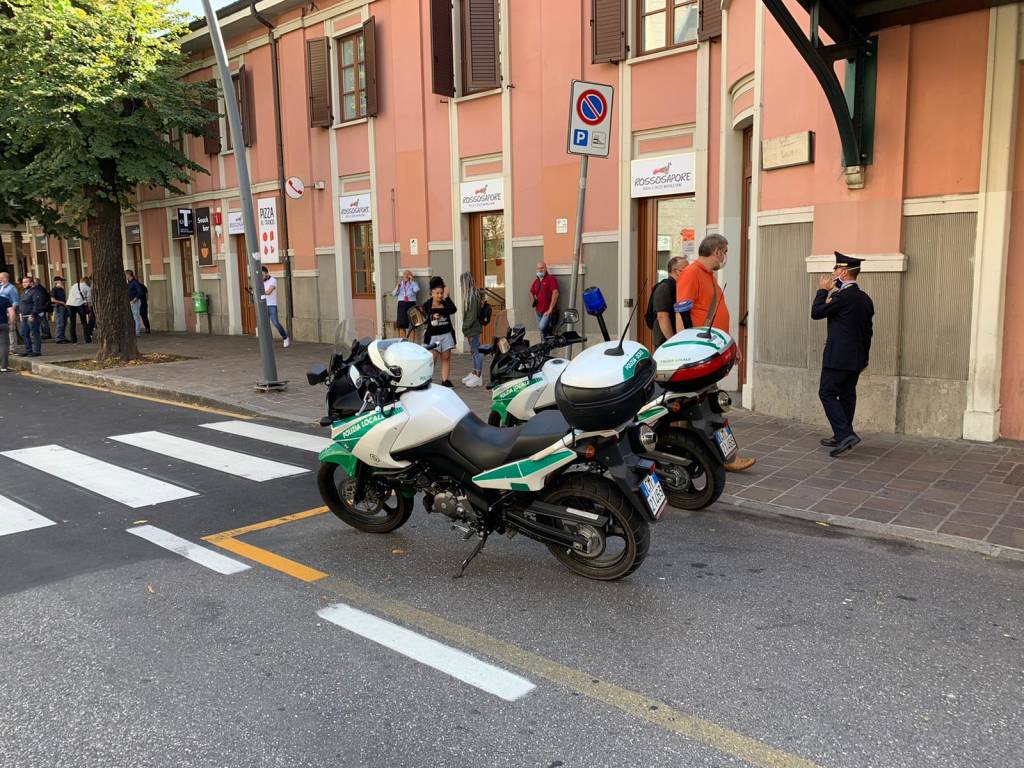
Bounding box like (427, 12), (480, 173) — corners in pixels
(5, 0), (1019, 441)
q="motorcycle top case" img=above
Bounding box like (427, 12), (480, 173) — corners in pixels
(555, 340), (656, 431)
(653, 328), (737, 392)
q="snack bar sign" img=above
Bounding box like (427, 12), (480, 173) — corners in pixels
(339, 194), (372, 223)
(459, 178), (504, 213)
(630, 153), (696, 198)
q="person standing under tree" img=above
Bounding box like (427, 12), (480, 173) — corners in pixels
(126, 270), (144, 337)
(17, 275), (44, 357)
(260, 265), (290, 348)
(0, 288), (14, 371)
(51, 276), (68, 343)
(391, 270), (419, 339)
(422, 276), (457, 388)
(812, 253), (874, 458)
(0, 272), (19, 351)
(460, 271), (484, 388)
(65, 275), (93, 344)
(675, 234), (756, 473)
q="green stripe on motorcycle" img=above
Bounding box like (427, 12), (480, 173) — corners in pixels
(638, 406), (668, 421)
(473, 449), (575, 483)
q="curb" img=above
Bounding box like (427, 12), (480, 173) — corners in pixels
(8, 356), (318, 425)
(718, 493), (1024, 564)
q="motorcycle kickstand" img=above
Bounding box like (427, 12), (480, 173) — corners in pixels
(453, 531), (489, 579)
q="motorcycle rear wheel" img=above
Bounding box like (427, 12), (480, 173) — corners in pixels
(539, 473), (649, 580)
(317, 462), (413, 533)
(657, 429), (726, 511)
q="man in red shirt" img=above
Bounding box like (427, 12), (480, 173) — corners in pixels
(675, 234), (755, 473)
(530, 261), (560, 338)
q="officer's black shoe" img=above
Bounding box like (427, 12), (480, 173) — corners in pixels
(829, 434), (861, 458)
(820, 437), (839, 447)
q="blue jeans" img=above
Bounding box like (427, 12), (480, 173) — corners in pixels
(536, 312), (553, 338)
(130, 301), (142, 336)
(267, 305), (288, 340)
(468, 334), (483, 373)
(54, 306), (67, 342)
(21, 316), (41, 354)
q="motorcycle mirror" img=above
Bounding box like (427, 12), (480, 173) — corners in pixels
(407, 306), (426, 329)
(497, 338), (511, 355)
(562, 308), (580, 325)
(306, 364), (328, 386)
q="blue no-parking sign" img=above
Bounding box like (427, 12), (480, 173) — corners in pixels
(567, 80), (613, 157)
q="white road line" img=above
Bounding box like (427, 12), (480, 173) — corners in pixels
(108, 431), (308, 482)
(199, 420), (332, 453)
(317, 603), (536, 702)
(0, 494), (56, 537)
(1, 445), (197, 508)
(127, 525), (250, 574)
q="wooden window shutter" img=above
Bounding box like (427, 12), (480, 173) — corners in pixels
(463, 0), (500, 93)
(203, 79), (221, 155)
(363, 17), (379, 117)
(430, 0), (455, 96)
(239, 65), (256, 147)
(591, 0), (626, 64)
(698, 0), (722, 41)
(306, 37), (333, 127)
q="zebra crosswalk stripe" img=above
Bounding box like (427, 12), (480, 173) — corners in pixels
(199, 420), (332, 453)
(109, 431), (308, 481)
(0, 493), (56, 538)
(1, 445), (198, 508)
(127, 525), (250, 574)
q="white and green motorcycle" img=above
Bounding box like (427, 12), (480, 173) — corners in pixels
(306, 320), (665, 580)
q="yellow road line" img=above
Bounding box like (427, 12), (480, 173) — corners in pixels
(207, 536), (327, 582)
(321, 577), (823, 768)
(205, 506), (329, 540)
(18, 370), (253, 419)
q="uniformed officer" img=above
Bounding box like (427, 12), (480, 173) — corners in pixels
(812, 253), (874, 458)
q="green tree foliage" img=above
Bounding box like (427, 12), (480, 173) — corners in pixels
(0, 0), (213, 360)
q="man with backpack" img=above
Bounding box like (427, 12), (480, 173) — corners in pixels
(648, 256), (686, 349)
(31, 276), (53, 340)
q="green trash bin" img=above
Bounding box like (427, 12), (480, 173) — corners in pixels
(192, 291), (208, 314)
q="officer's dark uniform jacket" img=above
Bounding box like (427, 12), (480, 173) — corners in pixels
(811, 283), (874, 371)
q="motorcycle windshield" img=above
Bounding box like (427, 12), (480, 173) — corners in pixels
(334, 321), (354, 360)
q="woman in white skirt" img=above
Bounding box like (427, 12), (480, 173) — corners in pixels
(421, 276), (458, 387)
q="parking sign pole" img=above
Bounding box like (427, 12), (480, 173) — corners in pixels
(568, 154), (589, 326)
(202, 0), (285, 390)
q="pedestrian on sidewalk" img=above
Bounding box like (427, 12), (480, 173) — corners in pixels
(66, 276), (93, 344)
(51, 276), (69, 343)
(126, 270), (144, 337)
(651, 256), (686, 349)
(529, 262), (559, 339)
(391, 270), (419, 339)
(812, 253), (874, 458)
(260, 265), (290, 347)
(30, 276), (53, 341)
(17, 275), (44, 357)
(0, 272), (18, 352)
(460, 271), (484, 388)
(422, 276), (457, 388)
(675, 235), (756, 473)
(138, 278), (151, 334)
(0, 289), (13, 371)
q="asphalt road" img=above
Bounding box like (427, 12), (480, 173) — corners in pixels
(1, 373), (1022, 768)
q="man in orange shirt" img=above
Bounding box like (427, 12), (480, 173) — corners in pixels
(675, 234), (755, 472)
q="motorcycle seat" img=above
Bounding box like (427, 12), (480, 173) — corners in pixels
(450, 410), (571, 472)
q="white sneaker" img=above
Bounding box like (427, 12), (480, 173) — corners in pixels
(283, 337), (291, 348)
(461, 373), (473, 384)
(466, 374), (483, 388)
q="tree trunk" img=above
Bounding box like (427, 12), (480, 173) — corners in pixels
(87, 196), (139, 362)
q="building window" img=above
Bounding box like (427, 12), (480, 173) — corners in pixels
(349, 222), (375, 297)
(429, 0), (500, 97)
(338, 31), (367, 122)
(222, 67), (255, 151)
(638, 0), (698, 55)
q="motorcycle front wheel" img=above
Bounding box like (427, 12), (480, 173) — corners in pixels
(657, 429), (726, 511)
(539, 473), (649, 580)
(317, 462), (413, 533)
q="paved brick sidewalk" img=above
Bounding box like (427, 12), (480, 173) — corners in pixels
(7, 332), (1023, 559)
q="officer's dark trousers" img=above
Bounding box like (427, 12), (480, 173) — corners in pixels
(819, 367), (860, 441)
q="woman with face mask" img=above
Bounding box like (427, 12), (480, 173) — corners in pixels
(391, 270), (419, 339)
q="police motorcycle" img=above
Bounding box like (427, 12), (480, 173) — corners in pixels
(478, 286), (735, 511)
(306, 317), (665, 580)
(480, 321), (585, 427)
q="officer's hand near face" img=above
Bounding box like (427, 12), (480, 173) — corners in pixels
(819, 274), (834, 291)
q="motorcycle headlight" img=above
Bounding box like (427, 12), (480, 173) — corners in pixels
(638, 424), (657, 452)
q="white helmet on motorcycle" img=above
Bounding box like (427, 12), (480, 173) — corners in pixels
(367, 339), (434, 390)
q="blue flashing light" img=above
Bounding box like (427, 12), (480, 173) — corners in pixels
(582, 287), (607, 316)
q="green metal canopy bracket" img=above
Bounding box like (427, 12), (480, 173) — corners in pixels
(762, 0), (877, 176)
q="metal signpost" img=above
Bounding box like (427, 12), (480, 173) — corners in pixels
(566, 80), (613, 326)
(201, 0), (285, 391)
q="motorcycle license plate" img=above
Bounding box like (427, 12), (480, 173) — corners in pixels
(713, 426), (738, 459)
(641, 473), (667, 519)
